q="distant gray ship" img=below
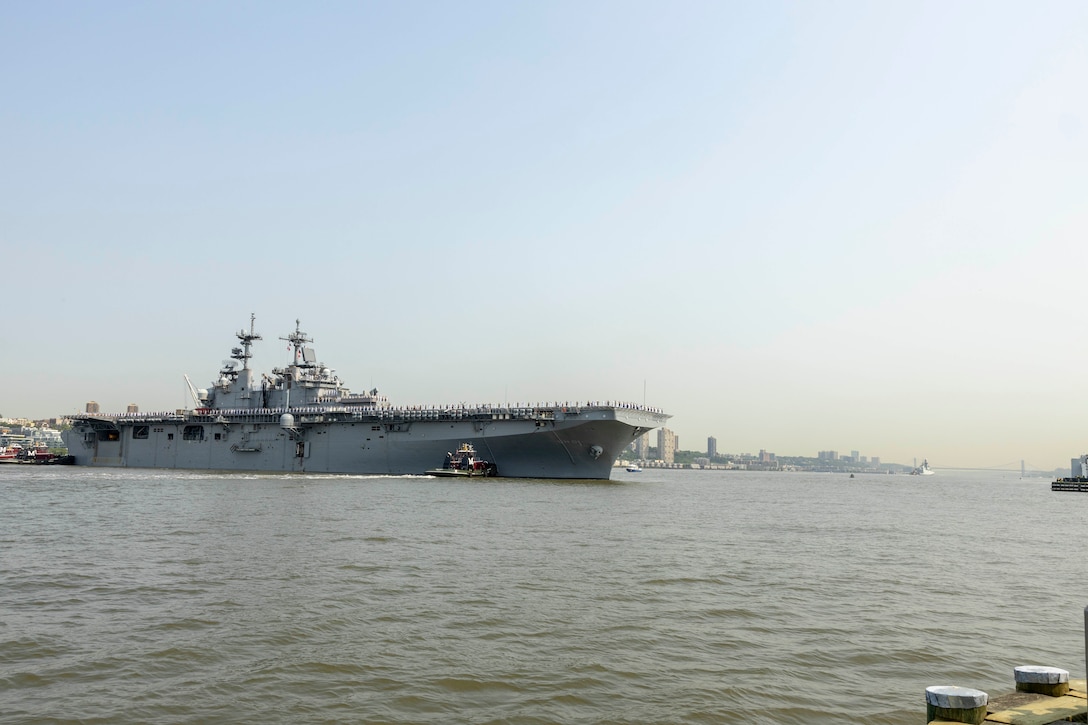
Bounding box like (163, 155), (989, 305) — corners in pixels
(63, 317), (669, 479)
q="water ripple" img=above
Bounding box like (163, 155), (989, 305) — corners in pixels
(1, 467), (1085, 724)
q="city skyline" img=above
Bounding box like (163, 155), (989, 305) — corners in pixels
(4, 2), (1088, 469)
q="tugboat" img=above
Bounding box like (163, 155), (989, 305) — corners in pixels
(0, 445), (66, 464)
(426, 443), (497, 477)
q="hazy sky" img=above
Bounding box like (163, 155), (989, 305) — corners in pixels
(4, 2), (1087, 469)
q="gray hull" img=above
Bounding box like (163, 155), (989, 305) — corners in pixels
(63, 405), (666, 480)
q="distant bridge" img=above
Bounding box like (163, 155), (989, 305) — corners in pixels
(934, 460), (1059, 475)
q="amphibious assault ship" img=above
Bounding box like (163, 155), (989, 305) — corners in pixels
(63, 317), (669, 479)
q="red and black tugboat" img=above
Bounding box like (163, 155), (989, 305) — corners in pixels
(426, 443), (497, 477)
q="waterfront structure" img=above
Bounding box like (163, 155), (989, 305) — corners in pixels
(924, 666), (1084, 723)
(62, 317), (669, 480)
(0, 425), (63, 449)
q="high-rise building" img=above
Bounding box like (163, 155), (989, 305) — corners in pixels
(635, 432), (651, 460)
(707, 436), (717, 458)
(86, 401), (100, 414)
(657, 428), (676, 463)
(127, 403), (139, 414)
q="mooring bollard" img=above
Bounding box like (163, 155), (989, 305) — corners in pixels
(1014, 665), (1070, 696)
(925, 685), (988, 724)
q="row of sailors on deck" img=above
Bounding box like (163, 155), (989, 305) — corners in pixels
(101, 401), (665, 417)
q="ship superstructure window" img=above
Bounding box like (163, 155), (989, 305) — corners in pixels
(133, 426), (149, 439)
(96, 429), (120, 442)
(183, 425), (205, 441)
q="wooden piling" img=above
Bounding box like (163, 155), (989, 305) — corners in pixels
(1014, 666), (1069, 697)
(925, 685), (988, 724)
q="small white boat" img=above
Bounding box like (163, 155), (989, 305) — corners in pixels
(626, 463), (642, 473)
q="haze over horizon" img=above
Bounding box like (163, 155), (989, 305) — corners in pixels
(4, 2), (1087, 470)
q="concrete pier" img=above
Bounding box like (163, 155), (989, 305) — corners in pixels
(1051, 479), (1088, 492)
(926, 675), (1086, 724)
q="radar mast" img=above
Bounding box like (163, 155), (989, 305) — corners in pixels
(280, 319), (314, 370)
(233, 313), (262, 371)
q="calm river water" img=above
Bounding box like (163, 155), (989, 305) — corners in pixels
(1, 466), (1085, 724)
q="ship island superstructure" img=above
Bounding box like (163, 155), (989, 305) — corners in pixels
(63, 317), (670, 479)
